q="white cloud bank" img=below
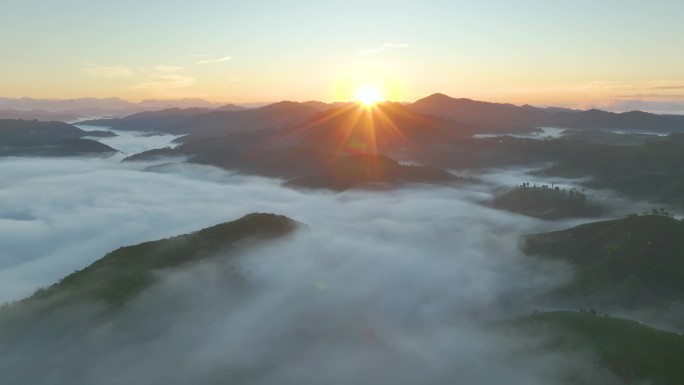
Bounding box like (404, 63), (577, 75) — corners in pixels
(0, 131), (621, 384)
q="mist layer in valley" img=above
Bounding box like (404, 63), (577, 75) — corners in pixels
(0, 129), (632, 384)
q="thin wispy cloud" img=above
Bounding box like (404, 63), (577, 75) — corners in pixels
(82, 65), (135, 78)
(651, 85), (684, 90)
(196, 56), (233, 64)
(615, 93), (684, 98)
(152, 65), (184, 73)
(359, 43), (409, 56)
(129, 64), (193, 90)
(128, 74), (195, 91)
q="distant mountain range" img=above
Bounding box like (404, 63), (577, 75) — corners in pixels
(75, 93), (684, 139)
(109, 97), (684, 196)
(0, 97), (236, 121)
(0, 97), (348, 122)
(4, 93), (684, 132)
(0, 109), (84, 122)
(78, 101), (344, 139)
(410, 93), (684, 132)
(5, 92), (684, 200)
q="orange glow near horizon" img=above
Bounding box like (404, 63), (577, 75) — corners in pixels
(354, 85), (384, 107)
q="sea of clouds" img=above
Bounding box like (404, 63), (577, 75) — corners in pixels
(0, 130), (622, 384)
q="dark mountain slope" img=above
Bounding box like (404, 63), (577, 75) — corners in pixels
(412, 134), (684, 206)
(410, 93), (555, 127)
(292, 102), (479, 154)
(285, 153), (459, 191)
(122, 103), (473, 182)
(0, 119), (117, 156)
(166, 101), (321, 139)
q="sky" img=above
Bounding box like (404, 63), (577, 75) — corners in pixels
(1, 0), (684, 107)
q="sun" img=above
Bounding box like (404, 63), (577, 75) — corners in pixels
(355, 85), (384, 107)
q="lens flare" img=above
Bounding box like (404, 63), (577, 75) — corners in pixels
(355, 85), (383, 107)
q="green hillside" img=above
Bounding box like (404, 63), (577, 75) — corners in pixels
(7, 213), (300, 310)
(507, 311), (684, 385)
(523, 215), (684, 305)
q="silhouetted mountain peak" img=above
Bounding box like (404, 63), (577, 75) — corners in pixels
(216, 104), (245, 111)
(261, 100), (305, 109)
(421, 93), (453, 101)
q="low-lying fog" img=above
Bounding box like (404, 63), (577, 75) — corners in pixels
(0, 130), (630, 384)
(472, 127), (565, 139)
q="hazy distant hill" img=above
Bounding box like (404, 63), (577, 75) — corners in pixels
(524, 214), (684, 307)
(300, 100), (351, 111)
(549, 109), (684, 131)
(410, 93), (684, 132)
(77, 107), (214, 131)
(0, 109), (83, 122)
(216, 103), (246, 112)
(0, 119), (117, 156)
(0, 96), (224, 117)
